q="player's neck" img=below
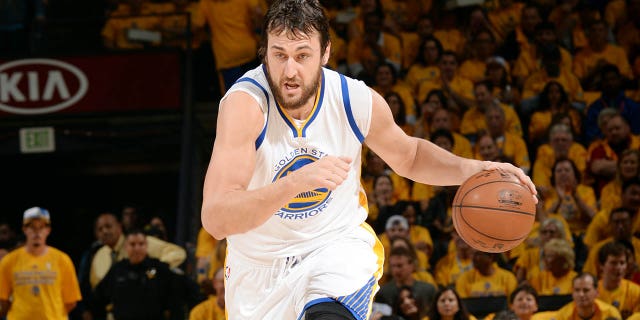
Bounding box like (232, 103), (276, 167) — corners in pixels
(25, 243), (49, 256)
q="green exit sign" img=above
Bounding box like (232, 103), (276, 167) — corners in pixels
(19, 127), (55, 153)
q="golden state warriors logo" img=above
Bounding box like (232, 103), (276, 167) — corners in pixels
(273, 149), (333, 220)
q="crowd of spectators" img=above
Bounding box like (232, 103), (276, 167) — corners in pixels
(2, 0), (640, 319)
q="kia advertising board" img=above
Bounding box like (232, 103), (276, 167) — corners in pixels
(0, 52), (182, 116)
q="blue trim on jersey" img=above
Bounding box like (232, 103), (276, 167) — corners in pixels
(301, 70), (326, 137)
(296, 297), (334, 320)
(275, 100), (300, 137)
(335, 276), (376, 320)
(235, 76), (270, 149)
(339, 74), (365, 143)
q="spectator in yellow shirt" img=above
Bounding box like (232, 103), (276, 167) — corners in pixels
(374, 62), (417, 123)
(528, 81), (582, 147)
(434, 232), (474, 287)
(417, 51), (475, 113)
(532, 123), (587, 195)
(455, 250), (518, 298)
(0, 207), (82, 320)
(385, 91), (415, 136)
(198, 0), (264, 93)
(528, 238), (577, 295)
(483, 104), (530, 174)
(595, 241), (640, 319)
(485, 56), (520, 108)
(512, 22), (574, 95)
(583, 208), (640, 277)
(499, 4), (542, 62)
(587, 115), (640, 195)
(428, 107), (473, 159)
(600, 149), (640, 213)
(488, 0), (524, 42)
(405, 35), (442, 99)
(399, 16), (438, 73)
(521, 44), (585, 108)
(546, 158), (598, 236)
(555, 272), (622, 320)
(459, 29), (497, 84)
(514, 218), (570, 283)
(462, 80), (523, 145)
(189, 268), (225, 320)
(583, 178), (640, 249)
(347, 11), (403, 78)
(573, 20), (633, 91)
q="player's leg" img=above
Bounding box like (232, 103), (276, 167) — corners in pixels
(304, 301), (357, 320)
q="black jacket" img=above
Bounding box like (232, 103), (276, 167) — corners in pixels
(93, 256), (180, 320)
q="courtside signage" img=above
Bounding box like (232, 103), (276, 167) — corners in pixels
(0, 59), (88, 115)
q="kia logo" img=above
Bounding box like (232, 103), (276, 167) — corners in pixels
(0, 58), (88, 115)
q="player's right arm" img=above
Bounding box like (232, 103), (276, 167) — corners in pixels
(201, 92), (351, 240)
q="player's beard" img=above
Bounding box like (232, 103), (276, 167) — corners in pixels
(266, 62), (322, 111)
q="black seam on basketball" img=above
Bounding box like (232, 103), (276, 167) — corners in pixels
(451, 204), (535, 216)
(458, 210), (528, 242)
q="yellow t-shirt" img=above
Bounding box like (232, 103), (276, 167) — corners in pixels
(513, 46), (573, 81)
(529, 269), (577, 295)
(475, 132), (530, 172)
(433, 29), (466, 55)
(0, 247), (82, 320)
(347, 32), (403, 71)
(401, 31), (422, 71)
(528, 109), (582, 144)
(487, 2), (524, 41)
(573, 44), (634, 81)
(195, 227), (217, 258)
(555, 300), (621, 320)
(434, 252), (473, 287)
(584, 210), (640, 249)
(189, 295), (226, 320)
(544, 184), (597, 235)
(514, 247), (543, 281)
(583, 238), (640, 276)
(101, 10), (163, 49)
(199, 0), (263, 69)
(522, 69), (584, 102)
(458, 59), (487, 84)
(600, 181), (622, 213)
(460, 104), (523, 138)
(532, 143), (588, 191)
(417, 75), (475, 106)
(598, 279), (640, 317)
(455, 266), (517, 298)
(405, 65), (440, 99)
(373, 83), (417, 118)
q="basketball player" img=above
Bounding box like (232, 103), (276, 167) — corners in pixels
(200, 0), (537, 319)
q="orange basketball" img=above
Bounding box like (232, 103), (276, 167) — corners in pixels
(452, 170), (536, 253)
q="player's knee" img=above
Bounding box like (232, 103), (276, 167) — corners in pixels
(304, 301), (357, 320)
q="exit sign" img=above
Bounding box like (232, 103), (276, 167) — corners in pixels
(19, 127), (55, 153)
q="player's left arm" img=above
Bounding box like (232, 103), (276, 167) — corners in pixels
(364, 88), (536, 197)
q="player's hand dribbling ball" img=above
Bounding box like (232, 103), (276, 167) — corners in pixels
(452, 170), (536, 253)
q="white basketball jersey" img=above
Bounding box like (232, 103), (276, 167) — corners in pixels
(222, 65), (373, 262)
